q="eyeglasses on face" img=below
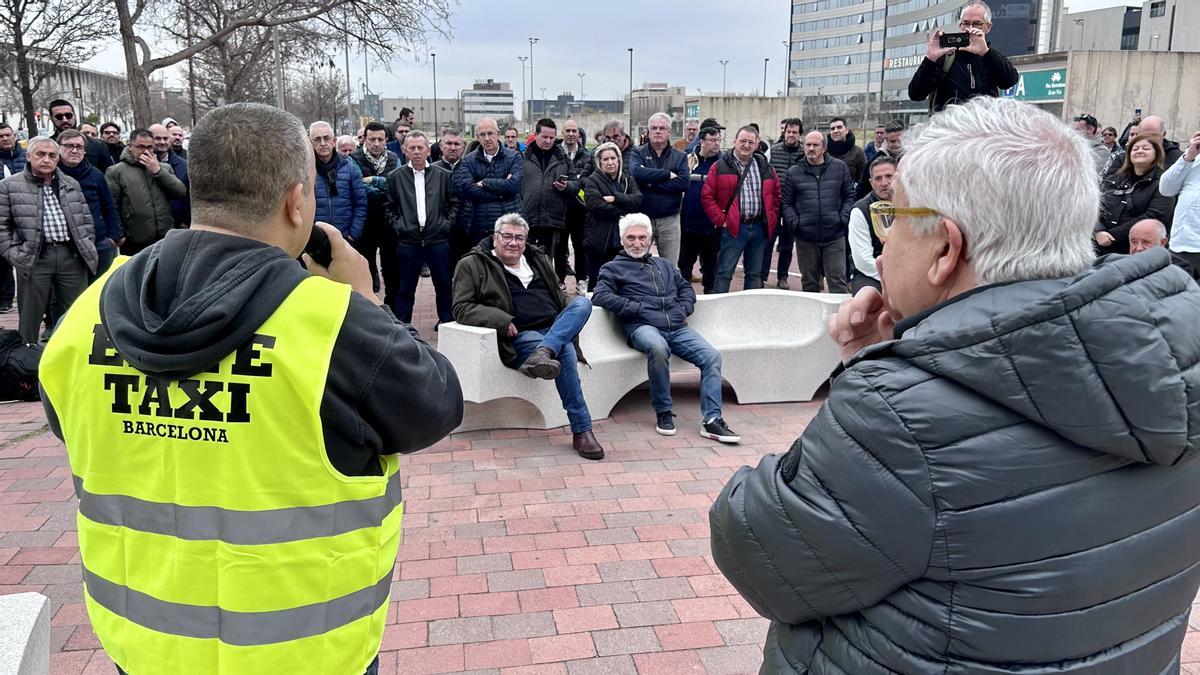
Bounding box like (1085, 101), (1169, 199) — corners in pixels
(959, 20), (988, 29)
(495, 232), (526, 243)
(869, 201), (940, 242)
(61, 143), (86, 152)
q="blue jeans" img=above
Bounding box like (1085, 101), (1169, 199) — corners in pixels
(713, 221), (766, 294)
(510, 296), (593, 434)
(393, 240), (453, 324)
(628, 325), (723, 420)
(119, 656), (379, 674)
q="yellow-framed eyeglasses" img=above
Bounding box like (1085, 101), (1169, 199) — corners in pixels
(869, 201), (940, 243)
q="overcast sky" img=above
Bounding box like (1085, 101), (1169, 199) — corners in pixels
(82, 0), (1138, 108)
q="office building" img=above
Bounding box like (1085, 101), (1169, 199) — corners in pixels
(1060, 5), (1141, 51)
(379, 97), (462, 130)
(1138, 0), (1200, 52)
(786, 0), (886, 125)
(523, 94), (624, 121)
(460, 79), (514, 131)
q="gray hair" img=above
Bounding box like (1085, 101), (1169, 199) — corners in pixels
(593, 142), (624, 178)
(308, 121), (333, 136)
(961, 1), (992, 22)
(602, 120), (625, 135)
(494, 212), (530, 233)
(619, 213), (652, 240)
(190, 103), (312, 231)
(26, 136), (58, 154)
(897, 96), (1096, 285)
(404, 130), (429, 147)
(336, 135), (356, 148)
(647, 112), (671, 128)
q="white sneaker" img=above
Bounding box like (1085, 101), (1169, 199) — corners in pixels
(577, 278), (588, 294)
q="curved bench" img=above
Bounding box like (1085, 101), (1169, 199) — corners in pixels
(0, 592), (50, 675)
(440, 289), (846, 432)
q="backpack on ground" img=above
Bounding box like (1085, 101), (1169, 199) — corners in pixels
(0, 330), (43, 402)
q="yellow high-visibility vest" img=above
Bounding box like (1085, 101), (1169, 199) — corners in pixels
(41, 263), (403, 674)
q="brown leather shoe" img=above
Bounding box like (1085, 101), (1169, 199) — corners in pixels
(572, 430), (605, 460)
(775, 278), (790, 290)
(518, 347), (561, 380)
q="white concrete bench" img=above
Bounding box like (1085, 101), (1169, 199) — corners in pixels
(0, 592), (50, 675)
(440, 289), (846, 432)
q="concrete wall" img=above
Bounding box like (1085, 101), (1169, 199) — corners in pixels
(1065, 50), (1200, 139)
(683, 97), (804, 144)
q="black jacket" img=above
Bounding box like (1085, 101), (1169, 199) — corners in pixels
(592, 252), (695, 336)
(521, 144), (571, 230)
(385, 164), (458, 246)
(1097, 165), (1176, 254)
(907, 46), (1019, 113)
(561, 143), (594, 214)
(768, 140), (804, 180)
(71, 229), (463, 477)
(711, 251), (1200, 674)
(582, 170), (642, 252)
(350, 148), (401, 233)
(781, 155), (857, 243)
(52, 130), (113, 174)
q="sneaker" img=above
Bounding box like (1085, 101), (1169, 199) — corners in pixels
(655, 411), (676, 436)
(0, 304), (10, 313)
(690, 273), (702, 283)
(700, 417), (741, 444)
(775, 278), (790, 290)
(576, 278), (588, 294)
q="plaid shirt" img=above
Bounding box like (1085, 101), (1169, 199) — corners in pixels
(731, 154), (763, 221)
(40, 182), (71, 243)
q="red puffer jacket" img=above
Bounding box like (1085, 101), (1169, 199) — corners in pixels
(700, 150), (780, 239)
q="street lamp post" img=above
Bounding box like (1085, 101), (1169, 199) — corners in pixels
(781, 41), (790, 96)
(578, 73), (586, 104)
(431, 53), (438, 135)
(517, 56), (528, 119)
(529, 37), (539, 117)
(762, 58), (770, 96)
(628, 48), (634, 132)
(719, 60), (729, 96)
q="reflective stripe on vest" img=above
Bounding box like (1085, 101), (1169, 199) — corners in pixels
(41, 259), (402, 674)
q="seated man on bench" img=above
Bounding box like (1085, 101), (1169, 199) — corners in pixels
(452, 212), (606, 460)
(591, 213), (740, 443)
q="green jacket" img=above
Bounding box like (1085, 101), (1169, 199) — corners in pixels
(452, 235), (583, 366)
(106, 148), (187, 254)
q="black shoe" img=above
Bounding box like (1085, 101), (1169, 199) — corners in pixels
(655, 411), (676, 436)
(420, 265), (431, 278)
(572, 430), (605, 460)
(700, 417), (741, 444)
(0, 305), (10, 313)
(518, 347), (561, 380)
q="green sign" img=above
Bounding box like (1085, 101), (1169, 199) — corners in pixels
(1003, 69), (1066, 102)
(686, 103), (700, 119)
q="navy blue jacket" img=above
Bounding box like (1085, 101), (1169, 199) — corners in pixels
(0, 146), (26, 177)
(59, 160), (120, 251)
(682, 151), (721, 235)
(629, 143), (688, 219)
(164, 151), (190, 228)
(314, 154), (368, 240)
(592, 251), (696, 336)
(452, 146), (523, 234)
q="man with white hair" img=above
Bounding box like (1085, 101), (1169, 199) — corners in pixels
(310, 121), (367, 242)
(629, 113), (689, 265)
(0, 137), (98, 343)
(1128, 218), (1195, 278)
(711, 96), (1200, 673)
(592, 213), (740, 442)
(335, 135), (356, 158)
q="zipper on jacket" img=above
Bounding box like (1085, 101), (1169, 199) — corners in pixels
(648, 258), (670, 332)
(968, 64), (976, 90)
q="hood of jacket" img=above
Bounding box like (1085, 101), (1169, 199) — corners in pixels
(878, 249), (1200, 466)
(100, 229), (308, 379)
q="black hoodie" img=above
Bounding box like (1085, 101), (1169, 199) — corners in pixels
(47, 229), (463, 476)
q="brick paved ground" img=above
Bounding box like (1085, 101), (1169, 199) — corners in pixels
(1, 261), (1198, 674)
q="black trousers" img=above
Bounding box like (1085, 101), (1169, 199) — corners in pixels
(355, 217), (397, 307)
(764, 220), (795, 282)
(561, 210), (588, 281)
(529, 226), (567, 282)
(0, 257), (14, 308)
(585, 245), (622, 286)
(679, 229), (721, 294)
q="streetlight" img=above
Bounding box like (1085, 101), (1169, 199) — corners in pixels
(1153, 34), (1161, 50)
(529, 37), (539, 116)
(517, 56), (528, 119)
(719, 60), (729, 96)
(781, 41), (790, 95)
(762, 57), (770, 97)
(578, 72), (586, 104)
(431, 53), (438, 134)
(628, 48), (634, 132)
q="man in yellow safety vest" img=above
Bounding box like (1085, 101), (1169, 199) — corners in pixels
(40, 102), (463, 674)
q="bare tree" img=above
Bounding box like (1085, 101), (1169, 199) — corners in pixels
(287, 66), (348, 128)
(114, 0), (452, 127)
(0, 0), (114, 133)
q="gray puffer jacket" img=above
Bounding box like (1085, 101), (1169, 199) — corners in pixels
(0, 166), (98, 276)
(711, 249), (1200, 674)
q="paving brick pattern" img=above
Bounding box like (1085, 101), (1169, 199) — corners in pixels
(2, 268), (1198, 674)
